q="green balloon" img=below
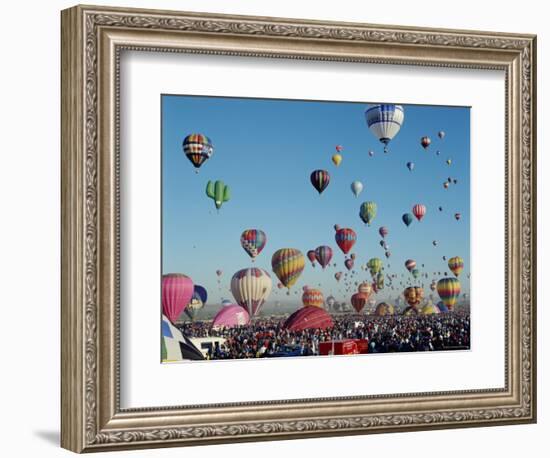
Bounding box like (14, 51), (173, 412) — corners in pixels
(206, 180), (231, 210)
(359, 201), (377, 226)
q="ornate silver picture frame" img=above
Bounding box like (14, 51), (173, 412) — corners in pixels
(61, 4), (536, 453)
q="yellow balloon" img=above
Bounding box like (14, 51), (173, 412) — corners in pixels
(332, 153), (343, 166)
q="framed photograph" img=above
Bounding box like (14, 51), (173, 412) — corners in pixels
(61, 4), (537, 453)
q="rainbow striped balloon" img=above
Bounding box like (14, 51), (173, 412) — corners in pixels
(271, 248), (305, 289)
(437, 277), (461, 311)
(448, 256), (464, 277)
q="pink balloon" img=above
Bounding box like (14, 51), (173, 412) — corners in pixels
(162, 274), (194, 323)
(212, 304), (250, 328)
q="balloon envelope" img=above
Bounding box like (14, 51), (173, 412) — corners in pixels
(283, 306), (334, 331)
(211, 304), (250, 329)
(230, 268), (272, 316)
(365, 104), (404, 151)
(162, 274), (194, 323)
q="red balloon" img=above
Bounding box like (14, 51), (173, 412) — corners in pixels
(335, 227), (357, 254)
(412, 204), (426, 221)
(283, 306), (334, 331)
(351, 292), (369, 313)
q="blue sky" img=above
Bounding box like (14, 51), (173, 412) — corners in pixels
(162, 95), (470, 306)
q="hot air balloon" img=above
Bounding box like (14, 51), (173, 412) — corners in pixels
(358, 282), (373, 296)
(359, 201), (377, 226)
(421, 303), (439, 315)
(411, 268), (420, 279)
(211, 304), (250, 329)
(221, 298), (233, 306)
(271, 248), (305, 290)
(379, 226), (388, 238)
(375, 302), (395, 316)
(438, 206), (443, 212)
(437, 277), (461, 311)
(404, 286), (424, 309)
(385, 251), (391, 258)
(368, 150), (375, 157)
(302, 287), (324, 308)
(432, 240), (438, 246)
(402, 213), (413, 227)
(438, 130), (445, 139)
(185, 284), (208, 320)
(430, 281), (437, 291)
(350, 180), (364, 197)
(351, 292), (369, 313)
(162, 274), (194, 323)
(335, 272), (342, 282)
(314, 245), (333, 269)
(436, 301), (449, 313)
(446, 158), (452, 165)
(407, 161), (415, 171)
(453, 179), (458, 185)
(335, 227), (357, 254)
(455, 213), (461, 221)
(240, 229), (267, 260)
(436, 150), (441, 156)
(365, 104), (404, 152)
(216, 269), (223, 277)
(345, 258), (354, 271)
(420, 136), (431, 149)
(230, 267), (272, 316)
(376, 272), (385, 290)
(326, 295), (336, 310)
(310, 169), (330, 194)
(443, 182), (450, 189)
(412, 204), (426, 221)
(307, 250), (317, 267)
(206, 180), (230, 210)
(335, 145), (344, 152)
(283, 307), (334, 331)
(182, 134), (213, 172)
(331, 153), (343, 167)
(448, 256), (464, 277)
(405, 259), (416, 272)
(367, 257), (382, 277)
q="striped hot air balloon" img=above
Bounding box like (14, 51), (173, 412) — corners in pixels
(230, 268), (272, 317)
(334, 227), (357, 254)
(448, 256), (464, 277)
(162, 274), (194, 323)
(365, 104), (405, 152)
(412, 204), (426, 221)
(182, 134), (213, 171)
(302, 287), (324, 308)
(437, 277), (461, 311)
(314, 245), (333, 269)
(307, 250), (317, 267)
(310, 169), (330, 194)
(271, 248), (305, 290)
(240, 229), (267, 260)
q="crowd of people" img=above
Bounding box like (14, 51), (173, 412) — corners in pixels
(178, 312), (470, 360)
